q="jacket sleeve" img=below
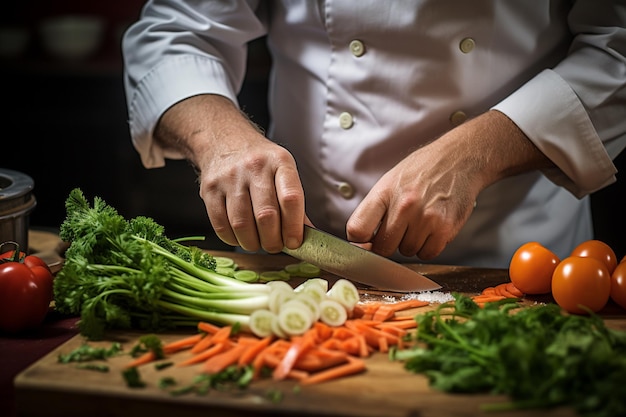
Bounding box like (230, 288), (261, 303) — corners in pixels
(122, 0), (267, 168)
(492, 0), (626, 198)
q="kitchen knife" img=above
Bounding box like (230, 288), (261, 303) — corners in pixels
(282, 225), (441, 292)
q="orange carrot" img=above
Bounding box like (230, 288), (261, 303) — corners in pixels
(203, 343), (248, 374)
(191, 325), (232, 354)
(125, 351), (156, 368)
(506, 282), (525, 298)
(163, 333), (203, 354)
(371, 299), (429, 321)
(177, 341), (231, 367)
(378, 336), (389, 353)
(197, 321), (221, 335)
(238, 336), (273, 366)
(273, 333), (315, 380)
(300, 356), (366, 385)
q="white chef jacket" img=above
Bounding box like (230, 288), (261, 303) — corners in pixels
(122, 0), (626, 268)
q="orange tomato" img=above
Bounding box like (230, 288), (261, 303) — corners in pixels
(551, 256), (611, 314)
(509, 242), (560, 295)
(570, 239), (618, 275)
(610, 262), (626, 310)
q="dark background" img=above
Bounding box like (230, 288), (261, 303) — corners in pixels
(1, 1), (624, 258)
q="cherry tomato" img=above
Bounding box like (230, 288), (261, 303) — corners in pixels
(509, 242), (560, 294)
(570, 239), (617, 275)
(551, 256), (611, 314)
(610, 262), (626, 310)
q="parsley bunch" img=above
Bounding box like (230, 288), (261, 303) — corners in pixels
(392, 295), (626, 417)
(53, 188), (271, 340)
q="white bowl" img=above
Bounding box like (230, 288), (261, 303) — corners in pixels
(40, 15), (105, 60)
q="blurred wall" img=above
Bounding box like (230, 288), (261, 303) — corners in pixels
(1, 1), (624, 259)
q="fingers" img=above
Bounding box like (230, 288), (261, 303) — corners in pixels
(347, 186), (473, 261)
(275, 164), (306, 250)
(200, 146), (305, 253)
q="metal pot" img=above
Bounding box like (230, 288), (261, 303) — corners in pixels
(0, 168), (37, 253)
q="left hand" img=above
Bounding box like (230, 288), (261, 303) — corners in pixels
(346, 110), (553, 260)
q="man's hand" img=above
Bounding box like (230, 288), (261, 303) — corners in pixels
(346, 110), (553, 260)
(156, 94), (306, 253)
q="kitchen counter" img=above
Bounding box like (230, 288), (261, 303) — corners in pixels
(3, 231), (625, 417)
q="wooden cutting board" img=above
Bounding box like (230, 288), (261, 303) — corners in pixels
(14, 251), (626, 417)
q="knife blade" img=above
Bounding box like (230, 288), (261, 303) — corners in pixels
(282, 225), (441, 292)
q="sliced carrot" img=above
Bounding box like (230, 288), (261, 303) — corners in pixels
(294, 349), (348, 372)
(481, 287), (496, 296)
(163, 333), (203, 354)
(190, 334), (214, 354)
(125, 351), (156, 368)
(178, 341), (231, 367)
(378, 336), (389, 353)
(300, 356), (366, 385)
(345, 320), (399, 349)
(203, 343), (248, 374)
(377, 320), (416, 331)
(506, 282), (525, 298)
(273, 333), (315, 381)
(313, 321), (333, 341)
(197, 321), (221, 335)
(238, 336), (273, 366)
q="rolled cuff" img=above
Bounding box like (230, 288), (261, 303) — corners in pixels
(127, 54), (240, 168)
(492, 69), (616, 198)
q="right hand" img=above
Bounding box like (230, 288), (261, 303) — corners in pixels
(156, 95), (306, 253)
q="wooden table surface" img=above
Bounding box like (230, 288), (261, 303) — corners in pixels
(6, 231), (626, 417)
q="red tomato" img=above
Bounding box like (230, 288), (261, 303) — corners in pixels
(610, 262), (626, 310)
(570, 240), (618, 275)
(0, 250), (54, 333)
(509, 242), (560, 295)
(551, 256), (611, 315)
(1, 250), (52, 273)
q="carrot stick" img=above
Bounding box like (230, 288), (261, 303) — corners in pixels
(203, 343), (248, 374)
(481, 287), (496, 295)
(300, 356), (366, 385)
(191, 325), (232, 354)
(273, 333), (315, 381)
(178, 341), (231, 367)
(294, 349), (348, 372)
(238, 336), (273, 366)
(190, 334), (214, 354)
(125, 351), (156, 368)
(506, 282), (525, 298)
(378, 336), (389, 353)
(197, 321), (221, 335)
(163, 333), (203, 354)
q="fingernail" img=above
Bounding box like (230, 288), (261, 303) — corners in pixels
(285, 237), (299, 249)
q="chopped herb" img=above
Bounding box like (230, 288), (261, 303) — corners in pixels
(122, 367), (146, 388)
(163, 365), (255, 397)
(130, 334), (165, 359)
(155, 361), (174, 371)
(392, 294), (626, 417)
(76, 363), (109, 372)
(158, 376), (177, 390)
(58, 342), (123, 363)
(265, 388), (283, 403)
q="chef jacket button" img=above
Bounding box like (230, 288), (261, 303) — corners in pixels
(450, 110), (467, 126)
(339, 112), (354, 129)
(349, 40), (365, 57)
(459, 37), (475, 54)
(337, 182), (355, 199)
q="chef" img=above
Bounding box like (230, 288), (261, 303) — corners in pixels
(122, 1), (626, 268)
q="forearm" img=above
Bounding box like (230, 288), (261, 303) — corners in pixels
(470, 110), (554, 188)
(154, 94), (264, 169)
